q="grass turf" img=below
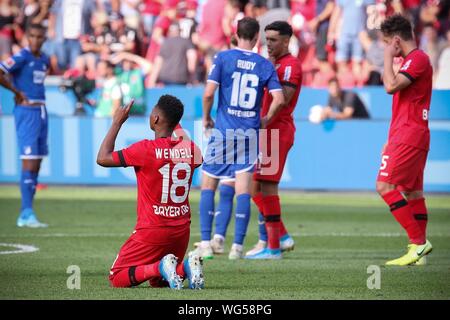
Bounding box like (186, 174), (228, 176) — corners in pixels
(0, 186), (449, 300)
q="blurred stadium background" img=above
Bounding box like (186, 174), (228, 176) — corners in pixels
(0, 0), (449, 300)
(0, 0), (449, 191)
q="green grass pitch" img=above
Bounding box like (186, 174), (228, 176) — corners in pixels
(0, 186), (449, 299)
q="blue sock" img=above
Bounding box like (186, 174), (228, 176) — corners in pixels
(233, 193), (251, 245)
(20, 170), (37, 215)
(199, 189), (215, 241)
(258, 213), (268, 242)
(214, 184), (235, 238)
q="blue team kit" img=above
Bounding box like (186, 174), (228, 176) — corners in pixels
(202, 48), (282, 180)
(0, 48), (49, 158)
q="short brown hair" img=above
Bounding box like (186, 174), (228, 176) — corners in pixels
(237, 17), (260, 41)
(380, 14), (414, 41)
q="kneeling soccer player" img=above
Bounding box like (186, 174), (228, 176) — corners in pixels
(97, 95), (204, 289)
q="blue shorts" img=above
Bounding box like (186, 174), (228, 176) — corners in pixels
(336, 33), (363, 62)
(14, 105), (48, 159)
(202, 130), (258, 181)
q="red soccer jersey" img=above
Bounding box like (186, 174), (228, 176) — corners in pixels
(112, 137), (201, 229)
(261, 53), (303, 133)
(389, 49), (433, 150)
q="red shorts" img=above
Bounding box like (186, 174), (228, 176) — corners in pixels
(254, 129), (294, 183)
(109, 225), (190, 286)
(377, 143), (428, 191)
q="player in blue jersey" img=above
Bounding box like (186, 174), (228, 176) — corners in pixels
(0, 24), (50, 228)
(196, 17), (285, 260)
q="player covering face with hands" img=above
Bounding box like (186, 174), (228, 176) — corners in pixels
(377, 14), (433, 266)
(97, 96), (204, 289)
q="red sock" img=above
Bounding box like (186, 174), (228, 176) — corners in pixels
(110, 262), (160, 288)
(262, 195), (281, 250)
(279, 219), (288, 238)
(252, 192), (264, 213)
(382, 190), (425, 245)
(409, 198), (428, 239)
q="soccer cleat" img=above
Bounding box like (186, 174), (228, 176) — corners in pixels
(210, 235), (225, 254)
(191, 243), (214, 260)
(280, 235), (295, 252)
(385, 240), (433, 266)
(228, 244), (243, 260)
(245, 248), (282, 260)
(183, 252), (205, 289)
(25, 214), (48, 228)
(413, 256), (427, 266)
(245, 240), (267, 256)
(159, 254), (183, 290)
(17, 209), (48, 228)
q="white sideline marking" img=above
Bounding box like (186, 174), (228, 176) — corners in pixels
(0, 243), (39, 255)
(0, 232), (448, 238)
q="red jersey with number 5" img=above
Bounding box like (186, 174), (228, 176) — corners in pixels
(261, 53), (302, 133)
(112, 137), (202, 229)
(389, 49), (432, 150)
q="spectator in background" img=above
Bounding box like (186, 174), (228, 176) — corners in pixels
(49, 0), (96, 71)
(141, 0), (164, 37)
(94, 60), (122, 117)
(0, 0), (19, 60)
(309, 0), (336, 87)
(251, 0), (291, 55)
(309, 0), (335, 63)
(107, 12), (137, 54)
(145, 0), (178, 64)
(360, 29), (384, 85)
(110, 51), (152, 114)
(420, 0), (441, 28)
(197, 0), (227, 50)
(328, 0), (375, 87)
(178, 0), (199, 41)
(76, 10), (110, 78)
(148, 22), (197, 87)
(119, 0), (141, 19)
(434, 29), (450, 89)
(197, 0), (227, 81)
(222, 0), (244, 46)
(420, 23), (440, 71)
(321, 77), (370, 121)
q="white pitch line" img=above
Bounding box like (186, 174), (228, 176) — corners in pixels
(0, 243), (39, 255)
(0, 232), (448, 238)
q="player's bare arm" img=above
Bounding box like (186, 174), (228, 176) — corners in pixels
(97, 100), (134, 167)
(281, 84), (297, 107)
(0, 69), (28, 105)
(383, 40), (412, 94)
(202, 81), (217, 130)
(262, 90), (285, 128)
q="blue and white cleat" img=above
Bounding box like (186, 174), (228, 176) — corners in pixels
(183, 252), (205, 289)
(280, 235), (295, 252)
(245, 248), (282, 260)
(159, 254), (183, 290)
(17, 209), (48, 228)
(245, 240), (267, 257)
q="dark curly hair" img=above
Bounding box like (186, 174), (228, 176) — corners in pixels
(380, 14), (414, 41)
(265, 21), (293, 38)
(156, 94), (184, 129)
